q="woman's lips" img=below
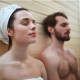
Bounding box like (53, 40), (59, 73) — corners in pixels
(29, 32), (36, 37)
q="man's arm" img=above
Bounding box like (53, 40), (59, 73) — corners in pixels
(75, 70), (80, 80)
(74, 58), (80, 80)
(69, 49), (80, 80)
(40, 53), (60, 80)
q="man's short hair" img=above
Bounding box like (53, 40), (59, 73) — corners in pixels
(42, 12), (68, 38)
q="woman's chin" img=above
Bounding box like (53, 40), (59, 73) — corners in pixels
(30, 39), (36, 44)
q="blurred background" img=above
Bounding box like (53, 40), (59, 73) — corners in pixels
(0, 0), (80, 70)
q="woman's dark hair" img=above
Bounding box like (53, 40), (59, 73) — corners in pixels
(42, 12), (68, 38)
(7, 8), (28, 50)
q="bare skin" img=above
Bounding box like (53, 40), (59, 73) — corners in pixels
(0, 10), (47, 80)
(0, 53), (46, 80)
(40, 16), (80, 80)
(41, 46), (80, 80)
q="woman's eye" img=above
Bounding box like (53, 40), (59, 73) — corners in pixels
(22, 23), (28, 25)
(32, 20), (36, 25)
(34, 22), (36, 25)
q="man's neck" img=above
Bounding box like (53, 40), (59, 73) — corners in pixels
(50, 36), (64, 51)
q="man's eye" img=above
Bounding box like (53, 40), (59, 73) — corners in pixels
(62, 24), (65, 27)
(61, 24), (66, 27)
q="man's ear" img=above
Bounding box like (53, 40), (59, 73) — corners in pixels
(7, 28), (13, 37)
(48, 26), (54, 34)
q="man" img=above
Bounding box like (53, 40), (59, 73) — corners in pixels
(40, 12), (80, 80)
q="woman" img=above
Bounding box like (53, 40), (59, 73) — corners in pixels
(0, 4), (47, 80)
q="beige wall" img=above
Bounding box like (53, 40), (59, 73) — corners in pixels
(79, 0), (80, 27)
(0, 0), (80, 70)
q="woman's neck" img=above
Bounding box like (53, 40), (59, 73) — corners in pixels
(8, 43), (29, 62)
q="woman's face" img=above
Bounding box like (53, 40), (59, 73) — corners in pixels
(12, 10), (36, 45)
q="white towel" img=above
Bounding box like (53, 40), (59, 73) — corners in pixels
(24, 77), (44, 80)
(0, 4), (21, 44)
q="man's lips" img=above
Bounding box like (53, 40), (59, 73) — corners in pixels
(65, 31), (70, 35)
(65, 32), (70, 35)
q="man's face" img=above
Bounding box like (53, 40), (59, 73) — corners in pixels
(54, 16), (71, 41)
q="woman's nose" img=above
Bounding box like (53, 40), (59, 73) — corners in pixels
(30, 23), (36, 30)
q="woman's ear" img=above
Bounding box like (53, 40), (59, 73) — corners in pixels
(7, 28), (13, 37)
(48, 26), (54, 34)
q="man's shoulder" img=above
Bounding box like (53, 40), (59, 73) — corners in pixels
(28, 55), (44, 68)
(41, 51), (58, 62)
(65, 47), (76, 59)
(41, 48), (59, 68)
(42, 46), (57, 55)
(65, 47), (74, 51)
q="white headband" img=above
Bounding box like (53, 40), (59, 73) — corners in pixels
(0, 4), (21, 44)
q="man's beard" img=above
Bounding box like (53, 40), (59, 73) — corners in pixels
(54, 28), (70, 41)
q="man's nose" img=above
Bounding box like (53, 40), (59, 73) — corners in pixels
(67, 26), (71, 31)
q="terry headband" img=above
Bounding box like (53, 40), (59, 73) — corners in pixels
(0, 4), (21, 44)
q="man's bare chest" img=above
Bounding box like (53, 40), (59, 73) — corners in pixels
(57, 54), (77, 78)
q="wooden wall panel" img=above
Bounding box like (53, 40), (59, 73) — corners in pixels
(70, 24), (79, 32)
(67, 0), (79, 7)
(0, 41), (8, 56)
(55, 1), (78, 12)
(70, 31), (80, 38)
(0, 1), (78, 25)
(34, 1), (78, 19)
(3, 1), (57, 15)
(0, 2), (9, 10)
